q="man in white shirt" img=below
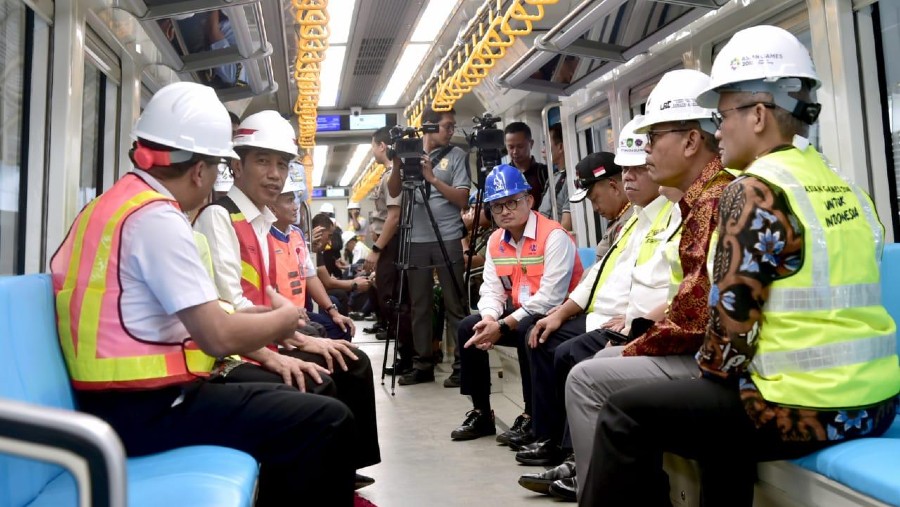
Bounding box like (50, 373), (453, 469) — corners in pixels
(57, 82), (356, 506)
(519, 118), (682, 500)
(194, 111), (381, 475)
(450, 165), (579, 442)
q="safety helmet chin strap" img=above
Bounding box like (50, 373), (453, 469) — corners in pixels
(727, 78), (822, 125)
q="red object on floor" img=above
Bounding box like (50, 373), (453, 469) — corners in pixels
(354, 493), (377, 507)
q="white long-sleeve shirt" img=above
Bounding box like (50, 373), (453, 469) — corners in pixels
(569, 196), (669, 331)
(193, 186), (276, 310)
(624, 199), (682, 328)
(478, 212), (575, 323)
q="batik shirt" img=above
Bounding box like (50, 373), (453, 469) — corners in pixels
(623, 157), (734, 357)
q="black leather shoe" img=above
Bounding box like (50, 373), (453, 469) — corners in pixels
(348, 312), (365, 320)
(442, 370), (461, 388)
(383, 362), (412, 376)
(398, 368), (434, 385)
(375, 331), (388, 340)
(354, 473), (375, 490)
(518, 457), (575, 495)
(451, 409), (496, 440)
(506, 430), (538, 451)
(497, 413), (532, 446)
(548, 477), (577, 501)
(515, 439), (565, 466)
(363, 323), (385, 334)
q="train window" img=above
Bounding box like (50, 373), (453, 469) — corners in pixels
(80, 34), (121, 207)
(0, 1), (27, 274)
(876, 1), (900, 232)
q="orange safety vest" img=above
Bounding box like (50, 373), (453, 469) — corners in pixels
(211, 196), (277, 306)
(487, 212), (584, 308)
(51, 173), (214, 391)
(272, 224), (308, 307)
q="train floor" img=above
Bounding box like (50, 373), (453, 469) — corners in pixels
(352, 325), (559, 506)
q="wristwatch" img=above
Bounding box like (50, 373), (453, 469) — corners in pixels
(371, 244), (382, 253)
(497, 318), (510, 334)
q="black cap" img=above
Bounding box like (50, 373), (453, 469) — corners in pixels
(570, 152), (622, 203)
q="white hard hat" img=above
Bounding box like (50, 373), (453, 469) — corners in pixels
(233, 110), (299, 158)
(132, 82), (238, 159)
(347, 202), (361, 210)
(282, 161), (304, 193)
(214, 163), (234, 192)
(696, 25), (821, 123)
(319, 203), (335, 216)
(615, 115), (648, 167)
(342, 231), (357, 244)
(635, 69), (716, 135)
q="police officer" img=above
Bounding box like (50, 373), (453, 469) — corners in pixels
(450, 165), (582, 441)
(51, 82), (356, 506)
(580, 25), (900, 507)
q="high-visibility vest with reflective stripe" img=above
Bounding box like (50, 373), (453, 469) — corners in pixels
(50, 174), (215, 391)
(586, 214), (638, 311)
(635, 201), (676, 266)
(488, 212), (584, 309)
(743, 146), (899, 408)
(272, 225), (308, 307)
(664, 227), (684, 305)
(212, 196), (277, 306)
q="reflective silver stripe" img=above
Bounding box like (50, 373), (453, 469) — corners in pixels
(750, 333), (897, 377)
(765, 283), (881, 312)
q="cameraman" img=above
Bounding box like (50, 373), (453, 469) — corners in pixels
(504, 122), (548, 211)
(388, 107), (471, 387)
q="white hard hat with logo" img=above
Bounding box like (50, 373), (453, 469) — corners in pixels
(319, 203), (335, 216)
(214, 164), (234, 192)
(282, 161), (304, 193)
(696, 25), (821, 125)
(615, 115), (648, 167)
(635, 69), (717, 135)
(233, 110), (299, 158)
(132, 82), (239, 168)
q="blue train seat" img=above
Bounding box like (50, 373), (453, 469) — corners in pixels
(0, 274), (258, 507)
(578, 246), (596, 270)
(787, 243), (900, 506)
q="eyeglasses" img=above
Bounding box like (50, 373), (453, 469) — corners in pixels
(711, 102), (777, 129)
(439, 123), (457, 132)
(646, 129), (692, 147)
(489, 195), (529, 214)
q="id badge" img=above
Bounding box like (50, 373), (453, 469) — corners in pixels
(518, 282), (531, 305)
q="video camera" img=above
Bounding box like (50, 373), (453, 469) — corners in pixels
(467, 113), (504, 172)
(388, 124), (440, 181)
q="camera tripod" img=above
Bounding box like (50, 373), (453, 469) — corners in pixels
(381, 175), (465, 395)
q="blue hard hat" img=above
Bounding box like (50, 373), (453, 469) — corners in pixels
(484, 164), (531, 203)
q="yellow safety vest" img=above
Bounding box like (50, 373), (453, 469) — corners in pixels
(743, 146), (899, 408)
(586, 214), (638, 310)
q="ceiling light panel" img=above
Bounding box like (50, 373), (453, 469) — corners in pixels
(328, 0), (357, 44)
(377, 43), (431, 106)
(318, 45), (348, 107)
(313, 145), (329, 186)
(339, 145), (373, 187)
(410, 0), (457, 43)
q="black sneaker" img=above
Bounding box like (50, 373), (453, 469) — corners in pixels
(398, 368), (435, 385)
(497, 413), (532, 446)
(442, 370), (461, 388)
(450, 409), (496, 440)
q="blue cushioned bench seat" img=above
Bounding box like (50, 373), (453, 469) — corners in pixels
(577, 246), (596, 269)
(0, 274), (258, 507)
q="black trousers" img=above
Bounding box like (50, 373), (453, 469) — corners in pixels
(525, 315), (592, 443)
(224, 348), (381, 469)
(376, 235), (413, 364)
(76, 381), (355, 507)
(459, 313), (535, 415)
(580, 378), (842, 507)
